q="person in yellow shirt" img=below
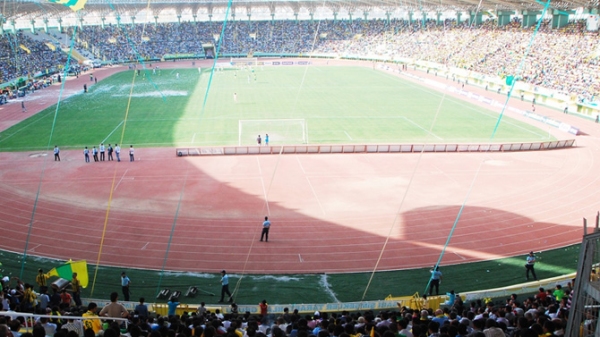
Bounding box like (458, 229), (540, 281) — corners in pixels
(36, 269), (48, 291)
(71, 273), (82, 306)
(82, 302), (103, 334)
(22, 283), (37, 312)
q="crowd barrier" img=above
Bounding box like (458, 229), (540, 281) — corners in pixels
(82, 294), (455, 317)
(85, 298), (403, 316)
(175, 140), (575, 157)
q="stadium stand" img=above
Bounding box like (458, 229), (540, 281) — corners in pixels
(0, 31), (65, 83)
(0, 19), (598, 105)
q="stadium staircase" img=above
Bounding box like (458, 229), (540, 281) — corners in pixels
(23, 30), (90, 63)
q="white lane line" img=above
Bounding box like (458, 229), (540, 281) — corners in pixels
(256, 157), (270, 215)
(454, 251), (467, 260)
(114, 169), (132, 191)
(296, 156), (326, 215)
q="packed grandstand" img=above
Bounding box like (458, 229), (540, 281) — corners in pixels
(0, 18), (599, 104)
(1, 0), (600, 336)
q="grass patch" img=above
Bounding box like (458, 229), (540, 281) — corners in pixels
(0, 245), (579, 305)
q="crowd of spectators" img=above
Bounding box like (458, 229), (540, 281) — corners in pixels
(0, 269), (595, 337)
(73, 18), (598, 102)
(0, 31), (65, 83)
(1, 18), (598, 102)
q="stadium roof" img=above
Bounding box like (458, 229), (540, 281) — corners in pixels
(1, 0), (599, 21)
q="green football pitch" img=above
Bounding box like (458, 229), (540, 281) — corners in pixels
(0, 66), (552, 151)
(0, 244), (580, 305)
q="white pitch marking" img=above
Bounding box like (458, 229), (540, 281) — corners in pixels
(256, 157), (270, 215)
(298, 254), (304, 262)
(102, 120), (124, 144)
(191, 133), (196, 144)
(454, 251), (466, 260)
(29, 244), (41, 252)
(141, 242), (150, 250)
(343, 130), (353, 140)
(114, 169), (134, 191)
(401, 116), (443, 140)
(296, 156), (326, 215)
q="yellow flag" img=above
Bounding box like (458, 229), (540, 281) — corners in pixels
(19, 44), (31, 54)
(46, 260), (89, 288)
(47, 0), (87, 12)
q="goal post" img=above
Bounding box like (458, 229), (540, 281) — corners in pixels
(238, 119), (308, 146)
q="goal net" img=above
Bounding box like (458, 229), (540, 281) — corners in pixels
(238, 119), (307, 146)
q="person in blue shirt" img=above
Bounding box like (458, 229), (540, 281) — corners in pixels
(135, 297), (148, 319)
(219, 270), (233, 303)
(121, 272), (131, 301)
(444, 290), (456, 306)
(429, 266), (442, 296)
(260, 216), (271, 242)
(53, 146), (60, 161)
(167, 295), (179, 317)
(525, 251), (537, 281)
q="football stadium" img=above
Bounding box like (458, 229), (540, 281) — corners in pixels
(0, 0), (600, 335)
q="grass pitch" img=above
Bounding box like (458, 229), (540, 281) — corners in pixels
(0, 244), (579, 305)
(0, 66), (552, 151)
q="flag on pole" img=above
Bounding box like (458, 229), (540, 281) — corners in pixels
(46, 260), (89, 288)
(47, 0), (88, 12)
